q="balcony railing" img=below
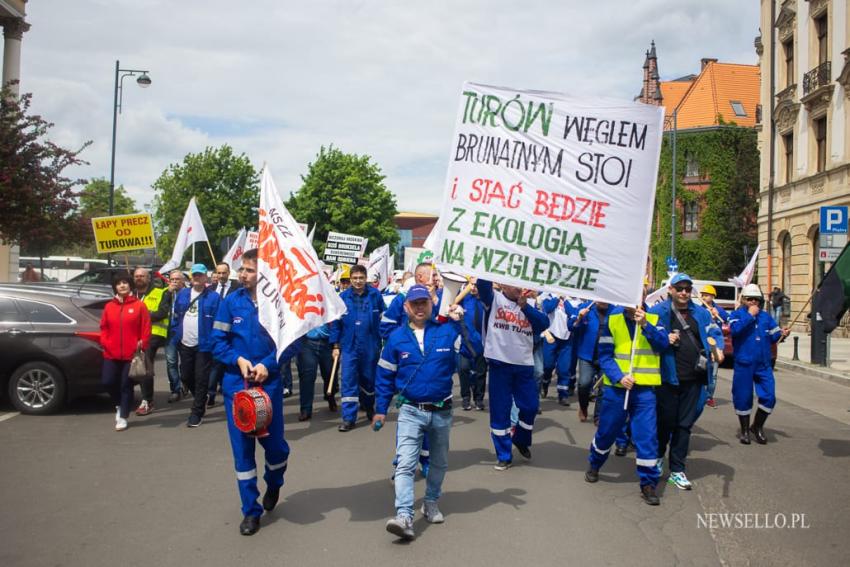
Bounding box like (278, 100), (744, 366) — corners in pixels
(803, 61), (831, 96)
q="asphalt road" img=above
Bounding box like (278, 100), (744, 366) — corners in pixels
(1, 363), (848, 567)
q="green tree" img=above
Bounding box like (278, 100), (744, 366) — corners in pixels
(151, 145), (259, 266)
(651, 126), (759, 283)
(79, 178), (137, 217)
(286, 145), (399, 256)
(0, 85), (90, 269)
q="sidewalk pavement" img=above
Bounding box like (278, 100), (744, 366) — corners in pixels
(775, 332), (850, 386)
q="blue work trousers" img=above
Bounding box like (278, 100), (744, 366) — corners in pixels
(340, 343), (378, 423)
(488, 361), (538, 462)
(296, 337), (335, 415)
(223, 374), (289, 518)
(589, 386), (659, 487)
(732, 362), (776, 415)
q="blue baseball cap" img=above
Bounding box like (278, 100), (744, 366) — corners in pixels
(190, 263), (208, 275)
(669, 273), (693, 286)
(405, 284), (431, 303)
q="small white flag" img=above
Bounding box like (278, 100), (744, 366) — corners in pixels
(730, 245), (760, 288)
(257, 167), (347, 358)
(367, 243), (391, 291)
(223, 228), (248, 274)
(160, 197), (210, 273)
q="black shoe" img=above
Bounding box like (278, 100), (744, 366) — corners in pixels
(751, 408), (769, 444)
(615, 445), (627, 457)
(738, 414), (751, 445)
(365, 408), (374, 422)
(512, 438), (531, 459)
(475, 402), (486, 411)
(187, 414), (202, 428)
(338, 421), (355, 432)
(494, 460), (513, 471)
(168, 392), (180, 403)
(326, 396), (338, 412)
(641, 485), (660, 505)
(585, 468), (599, 483)
(540, 383), (549, 399)
(262, 487), (280, 511)
(239, 515), (260, 536)
(558, 397), (570, 407)
(207, 395), (216, 408)
(462, 400), (472, 411)
(298, 412), (311, 422)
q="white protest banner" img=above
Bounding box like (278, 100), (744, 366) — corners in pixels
(257, 167), (347, 358)
(223, 228), (248, 273)
(324, 231), (367, 265)
(431, 83), (665, 307)
(160, 197), (211, 273)
(247, 231), (259, 250)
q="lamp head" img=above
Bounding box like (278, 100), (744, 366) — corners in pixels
(136, 73), (152, 88)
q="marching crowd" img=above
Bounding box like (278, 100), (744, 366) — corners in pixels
(97, 255), (790, 540)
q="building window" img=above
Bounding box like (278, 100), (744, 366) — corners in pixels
(815, 14), (828, 65)
(730, 101), (747, 117)
(783, 132), (794, 183)
(783, 38), (794, 87)
(685, 152), (699, 177)
(781, 232), (792, 297)
(815, 117), (827, 172)
(683, 201), (699, 233)
(396, 229), (412, 256)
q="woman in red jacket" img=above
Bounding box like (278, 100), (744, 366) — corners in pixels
(100, 272), (151, 431)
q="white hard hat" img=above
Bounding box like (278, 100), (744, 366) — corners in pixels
(741, 284), (763, 299)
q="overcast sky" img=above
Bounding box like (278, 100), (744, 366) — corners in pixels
(15, 0), (760, 215)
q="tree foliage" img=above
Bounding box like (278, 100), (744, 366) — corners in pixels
(286, 145), (399, 256)
(151, 145), (259, 266)
(79, 178), (137, 218)
(651, 127), (759, 284)
(0, 85), (90, 261)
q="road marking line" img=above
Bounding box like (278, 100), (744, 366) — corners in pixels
(0, 412), (21, 423)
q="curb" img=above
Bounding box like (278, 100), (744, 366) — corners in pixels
(775, 358), (850, 387)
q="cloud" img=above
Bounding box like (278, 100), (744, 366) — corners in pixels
(16, 0), (760, 217)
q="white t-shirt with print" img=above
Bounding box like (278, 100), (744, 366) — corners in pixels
(181, 289), (201, 347)
(484, 291), (534, 366)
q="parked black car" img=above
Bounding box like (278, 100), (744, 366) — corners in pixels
(0, 283), (113, 414)
(68, 266), (167, 287)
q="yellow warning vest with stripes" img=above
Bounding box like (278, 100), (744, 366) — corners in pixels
(142, 287), (168, 338)
(603, 312), (662, 387)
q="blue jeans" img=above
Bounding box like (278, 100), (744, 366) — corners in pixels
(296, 338), (334, 414)
(394, 404), (452, 518)
(165, 341), (181, 393)
(772, 306), (783, 322)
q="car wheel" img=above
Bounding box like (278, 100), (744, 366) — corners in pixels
(8, 362), (67, 415)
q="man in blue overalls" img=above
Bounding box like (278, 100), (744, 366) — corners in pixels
(211, 249), (300, 536)
(330, 263), (386, 431)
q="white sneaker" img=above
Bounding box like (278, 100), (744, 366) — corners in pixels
(115, 415), (128, 431)
(421, 501), (444, 524)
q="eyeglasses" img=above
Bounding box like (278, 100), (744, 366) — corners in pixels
(745, 297), (760, 302)
(673, 286), (692, 293)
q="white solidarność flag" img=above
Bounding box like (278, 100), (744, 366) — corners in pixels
(257, 167), (347, 358)
(223, 228), (248, 274)
(160, 197), (210, 273)
(368, 243), (391, 291)
(431, 83), (665, 307)
(730, 245), (760, 288)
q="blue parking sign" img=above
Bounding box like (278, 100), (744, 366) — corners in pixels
(820, 206), (848, 234)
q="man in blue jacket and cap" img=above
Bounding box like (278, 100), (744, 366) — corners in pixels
(649, 273), (723, 491)
(373, 284), (481, 541)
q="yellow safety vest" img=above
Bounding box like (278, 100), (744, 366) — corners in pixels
(142, 287), (168, 338)
(603, 312), (662, 387)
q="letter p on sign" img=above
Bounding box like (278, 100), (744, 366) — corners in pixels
(820, 206), (848, 234)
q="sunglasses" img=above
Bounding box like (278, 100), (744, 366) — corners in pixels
(673, 285), (693, 293)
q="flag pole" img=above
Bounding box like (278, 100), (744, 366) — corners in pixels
(624, 313), (639, 410)
(206, 241), (218, 267)
(786, 290), (816, 329)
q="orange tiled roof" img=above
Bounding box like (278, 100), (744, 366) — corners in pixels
(662, 62), (759, 130)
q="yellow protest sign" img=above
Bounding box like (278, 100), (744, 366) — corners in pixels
(91, 213), (157, 254)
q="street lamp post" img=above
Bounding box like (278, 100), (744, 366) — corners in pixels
(108, 60), (151, 216)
